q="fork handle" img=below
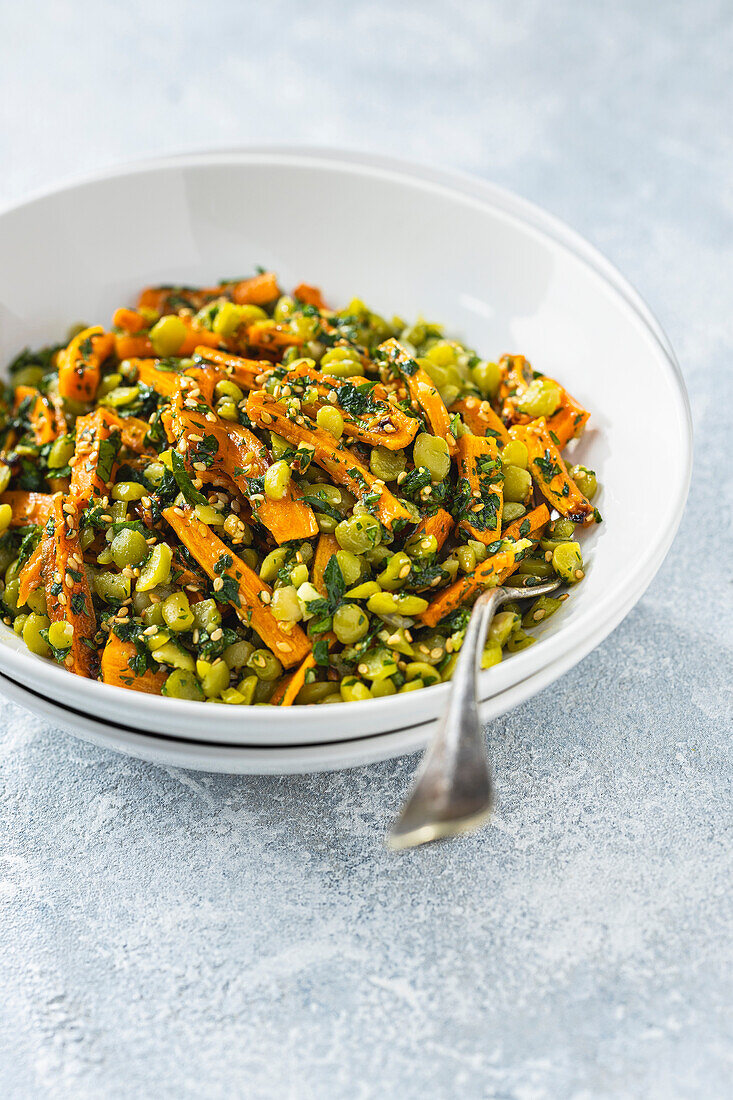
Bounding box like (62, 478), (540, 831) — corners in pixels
(387, 587), (503, 849)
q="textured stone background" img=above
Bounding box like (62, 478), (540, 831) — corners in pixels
(0, 2), (731, 1097)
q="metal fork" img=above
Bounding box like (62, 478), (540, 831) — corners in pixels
(387, 579), (561, 850)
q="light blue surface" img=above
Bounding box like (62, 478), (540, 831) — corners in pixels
(0, 2), (731, 1097)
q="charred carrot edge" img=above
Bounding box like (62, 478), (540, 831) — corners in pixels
(377, 338), (457, 454)
(193, 346), (267, 390)
(313, 533), (340, 596)
(162, 505), (311, 668)
(510, 420), (595, 525)
(292, 283), (327, 310)
(164, 386), (318, 544)
(420, 504), (550, 628)
(101, 634), (168, 695)
(416, 508), (454, 552)
(456, 434), (503, 544)
(450, 396), (509, 445)
(57, 326), (114, 403)
(14, 386), (58, 445)
(45, 495), (97, 677)
(281, 362), (419, 450)
(70, 408), (119, 501)
(3, 490), (54, 527)
(270, 653), (317, 706)
(246, 391), (411, 530)
(18, 538), (50, 606)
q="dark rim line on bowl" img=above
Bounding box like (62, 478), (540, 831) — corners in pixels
(0, 147), (693, 718)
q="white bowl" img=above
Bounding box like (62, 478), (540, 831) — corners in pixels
(0, 148), (691, 754)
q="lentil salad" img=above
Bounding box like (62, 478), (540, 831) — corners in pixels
(0, 273), (600, 705)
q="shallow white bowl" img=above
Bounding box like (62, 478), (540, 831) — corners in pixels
(0, 148), (691, 754)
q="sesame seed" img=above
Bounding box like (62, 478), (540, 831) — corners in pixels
(259, 590), (271, 605)
(213, 577), (224, 592)
(533, 609), (546, 621)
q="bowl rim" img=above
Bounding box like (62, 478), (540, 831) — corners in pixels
(0, 145), (693, 734)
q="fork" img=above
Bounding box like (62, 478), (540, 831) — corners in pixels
(387, 579), (561, 850)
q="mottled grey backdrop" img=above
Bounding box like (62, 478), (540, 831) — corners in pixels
(0, 2), (731, 1097)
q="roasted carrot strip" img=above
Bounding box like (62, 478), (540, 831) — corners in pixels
(246, 391), (411, 530)
(70, 408), (119, 501)
(193, 346), (268, 391)
(293, 283), (327, 310)
(2, 490), (54, 527)
(137, 273), (280, 315)
(313, 533), (340, 596)
(420, 504), (550, 627)
(45, 495), (97, 678)
(112, 307), (147, 333)
(545, 398), (590, 448)
(163, 505), (310, 668)
(456, 435), (503, 544)
(18, 538), (50, 606)
(164, 388), (318, 543)
(510, 420), (595, 525)
(57, 326), (113, 403)
(271, 653), (317, 706)
(101, 634), (167, 695)
(246, 320), (304, 351)
(377, 339), (457, 454)
(282, 362), (419, 450)
(498, 354), (589, 445)
(416, 508), (454, 552)
(231, 272), (280, 305)
(450, 396), (509, 445)
(13, 386), (57, 445)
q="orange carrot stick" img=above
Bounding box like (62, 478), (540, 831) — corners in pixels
(57, 326), (114, 403)
(498, 354), (589, 445)
(377, 339), (457, 454)
(293, 283), (327, 309)
(162, 505), (311, 668)
(415, 508), (454, 552)
(450, 396), (509, 445)
(13, 386), (57, 445)
(2, 490), (54, 527)
(282, 361), (419, 450)
(456, 434), (503, 544)
(164, 388), (318, 543)
(270, 653), (317, 706)
(313, 533), (340, 596)
(231, 272), (280, 305)
(45, 495), (97, 678)
(101, 634), (168, 694)
(420, 504), (550, 628)
(18, 538), (50, 605)
(193, 347), (269, 391)
(69, 408), (119, 501)
(510, 420), (595, 525)
(246, 391), (411, 531)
